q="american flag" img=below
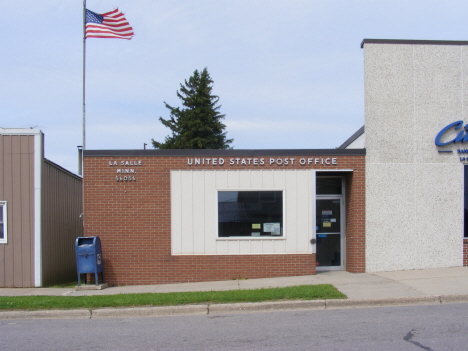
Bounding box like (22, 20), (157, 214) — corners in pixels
(85, 8), (134, 40)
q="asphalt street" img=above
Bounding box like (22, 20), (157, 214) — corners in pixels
(1, 302), (467, 350)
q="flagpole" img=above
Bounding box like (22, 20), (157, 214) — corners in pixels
(81, 1), (86, 230)
(82, 0), (86, 152)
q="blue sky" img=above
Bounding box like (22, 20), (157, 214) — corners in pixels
(2, 1), (468, 174)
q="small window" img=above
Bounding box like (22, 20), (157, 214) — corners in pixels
(218, 191), (283, 237)
(0, 202), (6, 244)
(316, 178), (342, 195)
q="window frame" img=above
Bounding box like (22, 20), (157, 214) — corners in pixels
(0, 201), (7, 244)
(216, 189), (286, 240)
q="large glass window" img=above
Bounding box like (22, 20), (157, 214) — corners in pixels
(0, 202), (6, 244)
(465, 166), (468, 238)
(218, 191), (283, 237)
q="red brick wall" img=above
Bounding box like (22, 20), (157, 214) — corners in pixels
(84, 154), (365, 285)
(464, 239), (468, 266)
(344, 162), (366, 273)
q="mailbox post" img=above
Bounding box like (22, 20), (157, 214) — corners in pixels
(75, 236), (104, 286)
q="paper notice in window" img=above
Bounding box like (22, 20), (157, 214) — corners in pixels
(323, 222), (331, 227)
(252, 223), (261, 229)
(264, 223), (281, 235)
(252, 232), (260, 237)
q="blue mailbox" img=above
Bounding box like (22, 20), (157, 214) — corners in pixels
(75, 236), (103, 286)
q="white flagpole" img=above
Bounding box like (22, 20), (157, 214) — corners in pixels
(82, 0), (86, 151)
(81, 1), (86, 230)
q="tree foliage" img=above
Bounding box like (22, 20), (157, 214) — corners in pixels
(152, 68), (233, 149)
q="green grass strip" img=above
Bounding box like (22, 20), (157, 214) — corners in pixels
(0, 284), (346, 311)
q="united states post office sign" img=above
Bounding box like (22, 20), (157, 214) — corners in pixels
(186, 157), (338, 167)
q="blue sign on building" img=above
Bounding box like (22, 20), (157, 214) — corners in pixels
(435, 121), (468, 146)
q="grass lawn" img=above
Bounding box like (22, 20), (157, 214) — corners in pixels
(0, 284), (346, 311)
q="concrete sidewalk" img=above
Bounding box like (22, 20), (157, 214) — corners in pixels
(1, 266), (468, 319)
(2, 266), (468, 298)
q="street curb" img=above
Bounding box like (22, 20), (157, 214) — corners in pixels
(208, 299), (326, 314)
(91, 305), (207, 319)
(440, 294), (468, 304)
(325, 295), (442, 309)
(2, 294), (468, 320)
(0, 309), (91, 320)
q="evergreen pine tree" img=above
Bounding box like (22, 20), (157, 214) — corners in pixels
(152, 68), (233, 149)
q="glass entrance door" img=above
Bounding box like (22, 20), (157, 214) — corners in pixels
(316, 198), (343, 269)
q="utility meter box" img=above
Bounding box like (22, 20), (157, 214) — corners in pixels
(75, 236), (103, 286)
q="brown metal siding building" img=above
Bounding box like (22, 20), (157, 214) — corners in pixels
(0, 128), (83, 287)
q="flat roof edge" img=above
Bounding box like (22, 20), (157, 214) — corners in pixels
(0, 128), (43, 136)
(83, 149), (366, 157)
(361, 38), (468, 48)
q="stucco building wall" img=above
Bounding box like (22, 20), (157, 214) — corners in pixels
(364, 41), (466, 272)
